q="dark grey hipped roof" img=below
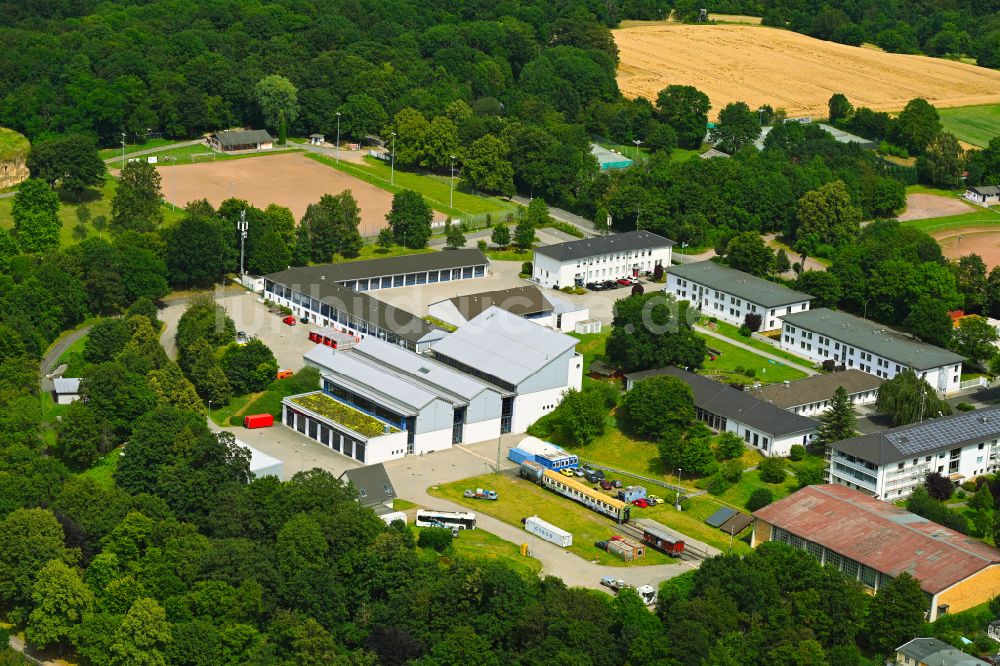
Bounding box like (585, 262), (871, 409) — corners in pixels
(339, 463), (395, 506)
(781, 308), (964, 371)
(969, 186), (1000, 196)
(830, 404), (1000, 466)
(666, 261), (814, 308)
(534, 230), (673, 262)
(749, 370), (883, 409)
(214, 129), (272, 147)
(447, 285), (551, 320)
(265, 249), (487, 286)
(625, 367), (819, 437)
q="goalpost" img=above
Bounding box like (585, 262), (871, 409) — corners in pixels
(190, 152), (217, 163)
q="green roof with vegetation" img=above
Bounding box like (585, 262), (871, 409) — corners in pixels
(0, 128), (29, 162)
(288, 391), (396, 438)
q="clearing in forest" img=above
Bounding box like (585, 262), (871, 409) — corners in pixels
(614, 23), (1000, 119)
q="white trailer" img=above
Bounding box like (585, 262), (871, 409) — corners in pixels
(378, 510), (407, 526)
(524, 515), (573, 547)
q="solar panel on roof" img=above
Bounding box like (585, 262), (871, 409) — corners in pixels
(884, 410), (1000, 457)
(705, 506), (737, 528)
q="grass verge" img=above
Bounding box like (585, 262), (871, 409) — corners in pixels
(428, 473), (679, 567)
(79, 449), (121, 490)
(700, 334), (808, 384)
(701, 319), (814, 367)
(900, 207), (1000, 234)
(435, 527), (543, 578)
(939, 104), (1000, 148)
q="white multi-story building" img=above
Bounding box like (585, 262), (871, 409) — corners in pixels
(427, 285), (591, 333)
(665, 261), (814, 331)
(826, 405), (1000, 500)
(429, 306), (583, 434)
(748, 370), (883, 417)
(780, 308), (964, 395)
(531, 230), (673, 289)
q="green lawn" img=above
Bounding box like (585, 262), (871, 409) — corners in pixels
(702, 319), (815, 367)
(0, 128), (29, 162)
(905, 183), (967, 198)
(79, 449), (121, 490)
(306, 153), (519, 219)
(98, 137), (179, 160)
(639, 495), (752, 555)
(713, 468), (799, 509)
(346, 244), (434, 262)
(939, 104), (1000, 148)
(0, 178), (185, 247)
(209, 391), (258, 427)
(701, 334), (808, 384)
(485, 248), (533, 262)
(900, 206), (1000, 234)
(56, 332), (90, 378)
(108, 144), (304, 167)
(437, 527), (543, 578)
(428, 473), (680, 567)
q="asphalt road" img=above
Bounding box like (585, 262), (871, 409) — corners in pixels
(39, 325), (92, 393)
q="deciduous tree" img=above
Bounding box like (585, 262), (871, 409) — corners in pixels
(894, 98), (941, 155)
(656, 85), (711, 149)
(339, 94), (387, 140)
(27, 134), (105, 199)
(26, 559), (94, 653)
(724, 232), (773, 277)
(864, 573), (926, 656)
(905, 296), (953, 348)
(11, 178), (60, 254)
(917, 132), (963, 188)
(386, 190), (432, 249)
(952, 315), (998, 365)
(0, 508), (66, 611)
(255, 75), (298, 130)
(111, 161), (163, 233)
(109, 597), (172, 666)
(220, 339), (278, 394)
(709, 102), (761, 154)
(875, 370), (952, 426)
(795, 181), (861, 248)
(622, 376), (694, 439)
(490, 224), (510, 249)
(606, 293), (706, 372)
(828, 93), (853, 124)
(444, 221), (466, 249)
(463, 134), (515, 197)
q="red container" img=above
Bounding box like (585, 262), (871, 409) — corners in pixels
(244, 413), (274, 429)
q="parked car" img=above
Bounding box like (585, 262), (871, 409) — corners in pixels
(282, 315), (296, 326)
(616, 278), (633, 286)
(631, 498), (650, 509)
(611, 480), (623, 488)
(584, 471), (601, 483)
(647, 494), (663, 506)
(574, 468), (586, 477)
(585, 282), (604, 291)
(299, 316), (309, 324)
(276, 369), (294, 380)
(236, 331), (248, 344)
(463, 488), (498, 500)
(602, 280), (619, 290)
(599, 480), (613, 490)
(560, 468), (575, 477)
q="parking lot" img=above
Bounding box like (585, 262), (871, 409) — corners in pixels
(159, 287), (318, 372)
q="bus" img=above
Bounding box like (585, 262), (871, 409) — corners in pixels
(415, 509), (477, 533)
(540, 470), (630, 522)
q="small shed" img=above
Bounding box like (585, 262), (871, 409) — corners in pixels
(705, 506), (738, 528)
(309, 133), (325, 145)
(210, 129), (274, 152)
(608, 537), (645, 561)
(966, 186), (1000, 205)
(53, 377), (81, 405)
(589, 360), (624, 380)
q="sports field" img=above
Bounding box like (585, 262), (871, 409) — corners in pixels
(900, 205), (1000, 267)
(939, 104), (1000, 147)
(156, 152), (416, 235)
(614, 23), (1000, 119)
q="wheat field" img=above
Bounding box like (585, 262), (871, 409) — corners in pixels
(614, 24), (1000, 118)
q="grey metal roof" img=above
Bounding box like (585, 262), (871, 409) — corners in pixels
(339, 463), (395, 507)
(634, 519), (685, 543)
(430, 306), (579, 386)
(666, 260), (815, 308)
(533, 230), (673, 263)
(267, 277), (438, 344)
(265, 249), (488, 287)
(52, 377), (80, 394)
(699, 148), (730, 159)
(624, 367), (819, 437)
(442, 285), (552, 321)
(213, 129), (272, 147)
(969, 186), (1000, 196)
(830, 404), (1000, 466)
(350, 336), (494, 403)
(304, 345), (437, 413)
(896, 638), (989, 666)
(781, 308), (965, 371)
(749, 370), (883, 409)
(705, 506), (737, 527)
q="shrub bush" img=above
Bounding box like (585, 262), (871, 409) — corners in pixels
(746, 487), (774, 512)
(706, 476), (732, 496)
(759, 457), (786, 484)
(720, 459), (744, 483)
(477, 239), (487, 252)
(417, 527), (453, 552)
(956, 402), (976, 411)
(788, 444), (806, 461)
(738, 324), (752, 337)
(521, 261), (532, 275)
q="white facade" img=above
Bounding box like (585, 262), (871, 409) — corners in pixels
(665, 271), (812, 331)
(531, 231), (673, 290)
(829, 438), (1000, 501)
(780, 319), (962, 395)
(281, 399), (409, 465)
(780, 388), (879, 417)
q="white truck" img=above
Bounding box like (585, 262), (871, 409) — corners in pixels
(523, 515), (573, 547)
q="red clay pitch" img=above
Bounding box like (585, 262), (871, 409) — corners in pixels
(157, 152), (393, 235)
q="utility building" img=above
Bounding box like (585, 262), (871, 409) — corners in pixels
(752, 484), (1000, 621)
(428, 307), (583, 434)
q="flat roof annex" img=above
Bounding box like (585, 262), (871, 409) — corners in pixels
(749, 370), (883, 409)
(781, 308), (964, 371)
(533, 230), (673, 263)
(265, 249), (488, 286)
(666, 260), (815, 308)
(429, 306), (578, 386)
(753, 484), (1000, 595)
(624, 367), (819, 437)
(829, 404), (1000, 466)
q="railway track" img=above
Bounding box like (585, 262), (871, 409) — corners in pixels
(616, 521), (711, 563)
